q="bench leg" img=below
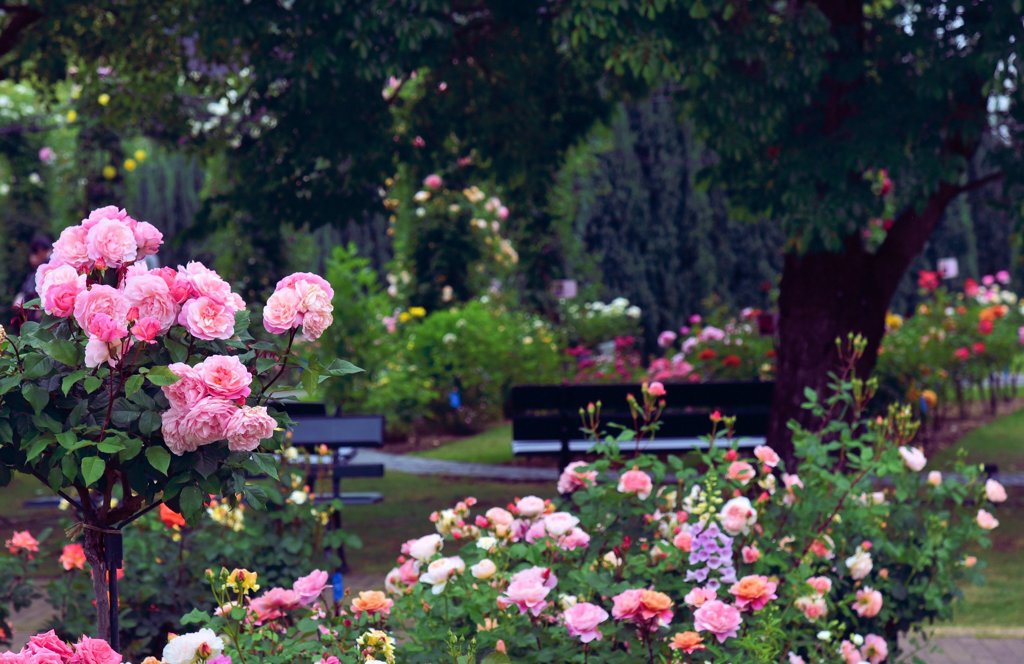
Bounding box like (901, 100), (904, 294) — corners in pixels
(559, 438), (570, 473)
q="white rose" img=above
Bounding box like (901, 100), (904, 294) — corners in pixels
(846, 550), (873, 580)
(516, 496), (545, 518)
(407, 534), (444, 562)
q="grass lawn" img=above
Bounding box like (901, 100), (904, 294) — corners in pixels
(409, 423), (514, 465)
(928, 408), (1024, 629)
(932, 407), (1024, 472)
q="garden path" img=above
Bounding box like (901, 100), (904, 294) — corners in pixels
(909, 634), (1024, 663)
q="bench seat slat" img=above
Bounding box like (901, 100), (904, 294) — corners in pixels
(511, 436), (765, 455)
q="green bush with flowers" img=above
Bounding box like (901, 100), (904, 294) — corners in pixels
(43, 460), (354, 659)
(372, 336), (1003, 663)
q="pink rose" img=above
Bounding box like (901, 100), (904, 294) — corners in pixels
(719, 496), (757, 535)
(52, 225), (91, 270)
(225, 405), (276, 452)
(263, 287), (301, 334)
(794, 596), (827, 621)
(36, 262), (82, 299)
(161, 409), (188, 455)
(806, 576), (831, 596)
(123, 272), (179, 333)
(132, 221), (163, 256)
(840, 640), (862, 664)
(178, 296), (236, 340)
(726, 461), (756, 485)
(563, 602), (609, 643)
(753, 445), (780, 467)
(84, 338), (112, 369)
(87, 313), (128, 343)
(976, 509), (999, 530)
(853, 587), (883, 618)
(250, 587), (301, 623)
(985, 478), (1007, 503)
(729, 575), (777, 611)
(162, 363), (208, 411)
(542, 512), (579, 537)
(498, 567), (555, 616)
(485, 507), (514, 527)
(558, 527), (590, 551)
(684, 587), (716, 608)
(82, 206), (131, 231)
(673, 530), (693, 552)
(131, 317), (162, 343)
(85, 217), (137, 268)
(68, 636), (122, 664)
(197, 355), (252, 400)
(861, 634), (888, 664)
(610, 589), (644, 621)
(423, 174), (443, 190)
(184, 266), (241, 309)
(151, 266), (192, 303)
(73, 285), (129, 332)
(693, 599), (742, 643)
(275, 272), (334, 300)
(301, 310), (333, 341)
(647, 381), (666, 397)
(26, 630), (74, 660)
(741, 545), (760, 563)
(515, 496), (546, 518)
(617, 467), (653, 500)
(43, 279), (86, 318)
(293, 569), (328, 606)
(175, 397), (238, 453)
(557, 461), (597, 494)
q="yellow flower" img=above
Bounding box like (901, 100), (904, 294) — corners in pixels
(123, 158), (137, 172)
(102, 165), (117, 180)
(225, 568), (260, 594)
(133, 149), (147, 162)
(885, 312), (903, 331)
(409, 306), (426, 318)
(66, 110), (78, 123)
(398, 312), (411, 323)
(921, 389), (938, 409)
(98, 93), (110, 106)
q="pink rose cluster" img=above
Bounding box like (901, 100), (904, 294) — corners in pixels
(0, 630), (121, 664)
(249, 569), (329, 624)
(51, 205), (162, 272)
(160, 355), (276, 455)
(497, 566), (557, 616)
(263, 272), (335, 341)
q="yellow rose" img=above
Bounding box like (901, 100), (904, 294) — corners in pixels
(409, 306), (426, 318)
(66, 110), (78, 123)
(134, 149), (147, 162)
(102, 165), (117, 180)
(123, 158), (137, 172)
(97, 93), (111, 106)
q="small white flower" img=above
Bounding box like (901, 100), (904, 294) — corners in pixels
(161, 628), (225, 664)
(817, 630), (832, 641)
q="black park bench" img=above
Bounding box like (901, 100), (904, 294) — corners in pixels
(510, 381), (775, 469)
(279, 402), (385, 506)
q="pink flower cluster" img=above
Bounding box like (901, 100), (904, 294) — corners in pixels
(51, 206), (162, 272)
(249, 570), (328, 624)
(263, 272), (335, 341)
(0, 630), (120, 664)
(161, 356), (276, 455)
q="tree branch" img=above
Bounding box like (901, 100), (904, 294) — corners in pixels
(955, 171), (1003, 195)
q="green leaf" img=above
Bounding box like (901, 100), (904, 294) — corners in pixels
(62, 369), (88, 396)
(301, 367), (318, 397)
(119, 436), (143, 461)
(61, 454), (78, 481)
(83, 375), (103, 394)
(22, 353), (51, 379)
(179, 608), (211, 626)
(124, 374), (145, 398)
(47, 465), (64, 492)
(321, 358), (363, 376)
(110, 398), (140, 426)
(25, 436), (51, 461)
(0, 375), (22, 396)
(146, 366), (181, 386)
(56, 432), (90, 452)
(21, 383), (49, 414)
(81, 457), (106, 487)
(97, 438), (127, 454)
(249, 452), (279, 480)
(164, 337), (188, 363)
(480, 654), (512, 664)
(179, 485), (204, 520)
(45, 339), (81, 366)
(254, 357), (278, 374)
(244, 484), (268, 510)
(139, 410), (161, 435)
(146, 446), (171, 475)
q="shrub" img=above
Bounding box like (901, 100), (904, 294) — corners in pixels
(381, 337), (1001, 662)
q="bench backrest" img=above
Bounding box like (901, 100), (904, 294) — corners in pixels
(510, 381), (774, 441)
(287, 415), (385, 448)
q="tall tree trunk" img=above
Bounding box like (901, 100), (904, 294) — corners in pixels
(768, 184), (963, 457)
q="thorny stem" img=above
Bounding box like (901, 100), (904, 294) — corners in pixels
(259, 328), (297, 403)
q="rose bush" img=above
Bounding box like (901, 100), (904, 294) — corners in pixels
(0, 206), (358, 636)
(378, 337), (1001, 662)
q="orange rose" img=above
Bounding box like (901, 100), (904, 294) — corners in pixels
(669, 631), (705, 654)
(351, 590), (394, 617)
(159, 504), (187, 529)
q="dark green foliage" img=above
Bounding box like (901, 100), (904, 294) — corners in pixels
(553, 94), (781, 347)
